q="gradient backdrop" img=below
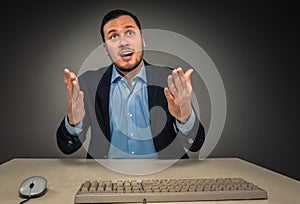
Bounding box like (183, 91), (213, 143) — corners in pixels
(1, 0), (299, 180)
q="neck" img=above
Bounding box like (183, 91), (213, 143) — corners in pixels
(115, 60), (144, 82)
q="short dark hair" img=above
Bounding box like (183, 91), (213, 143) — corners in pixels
(100, 9), (142, 42)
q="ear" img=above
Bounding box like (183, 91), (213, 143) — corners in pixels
(142, 35), (146, 48)
(103, 43), (109, 56)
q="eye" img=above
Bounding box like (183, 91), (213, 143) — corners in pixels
(126, 31), (135, 36)
(110, 34), (119, 40)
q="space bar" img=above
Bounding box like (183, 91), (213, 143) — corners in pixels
(75, 190), (268, 203)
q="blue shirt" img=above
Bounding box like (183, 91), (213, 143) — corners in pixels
(65, 63), (196, 158)
(107, 64), (157, 158)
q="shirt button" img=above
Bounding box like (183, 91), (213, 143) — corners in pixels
(130, 133), (134, 137)
(131, 151), (135, 155)
(129, 113), (133, 117)
(188, 138), (194, 144)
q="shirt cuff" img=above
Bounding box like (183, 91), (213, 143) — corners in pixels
(64, 115), (83, 136)
(175, 110), (196, 135)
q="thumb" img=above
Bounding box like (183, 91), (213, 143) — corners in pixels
(185, 68), (194, 85)
(164, 88), (175, 104)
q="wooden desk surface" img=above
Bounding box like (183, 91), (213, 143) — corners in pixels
(0, 158), (299, 203)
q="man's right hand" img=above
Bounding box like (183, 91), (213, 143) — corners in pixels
(64, 68), (85, 126)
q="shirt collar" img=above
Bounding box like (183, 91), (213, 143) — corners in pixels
(111, 62), (147, 84)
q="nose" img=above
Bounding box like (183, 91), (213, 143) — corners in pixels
(118, 34), (130, 48)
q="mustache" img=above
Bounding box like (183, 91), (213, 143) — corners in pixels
(118, 47), (134, 56)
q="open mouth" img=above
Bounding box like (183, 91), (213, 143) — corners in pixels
(119, 50), (134, 57)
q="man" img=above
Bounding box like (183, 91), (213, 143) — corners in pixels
(56, 9), (205, 159)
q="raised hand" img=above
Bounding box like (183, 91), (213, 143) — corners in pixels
(164, 67), (193, 123)
(64, 68), (85, 125)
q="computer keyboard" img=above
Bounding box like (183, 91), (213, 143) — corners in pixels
(75, 178), (268, 203)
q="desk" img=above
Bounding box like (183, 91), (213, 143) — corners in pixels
(0, 158), (299, 203)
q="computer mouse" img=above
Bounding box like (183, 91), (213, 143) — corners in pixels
(19, 176), (47, 198)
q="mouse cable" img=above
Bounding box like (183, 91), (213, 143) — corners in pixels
(19, 197), (31, 204)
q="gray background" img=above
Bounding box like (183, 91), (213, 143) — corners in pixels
(1, 0), (299, 180)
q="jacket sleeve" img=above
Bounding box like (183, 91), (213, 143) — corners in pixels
(56, 67), (110, 157)
(185, 113), (205, 152)
(56, 119), (83, 155)
(175, 109), (205, 152)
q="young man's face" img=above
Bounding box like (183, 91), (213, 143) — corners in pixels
(103, 15), (145, 73)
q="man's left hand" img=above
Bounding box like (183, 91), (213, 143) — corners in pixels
(164, 67), (193, 123)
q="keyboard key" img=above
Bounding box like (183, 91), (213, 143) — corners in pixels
(75, 178), (268, 203)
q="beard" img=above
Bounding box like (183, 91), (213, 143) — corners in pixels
(111, 50), (144, 73)
(115, 58), (143, 73)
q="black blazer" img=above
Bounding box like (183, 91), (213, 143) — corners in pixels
(56, 62), (205, 159)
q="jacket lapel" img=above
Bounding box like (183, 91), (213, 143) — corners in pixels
(95, 65), (113, 141)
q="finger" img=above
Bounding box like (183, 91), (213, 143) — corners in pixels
(172, 68), (183, 92)
(70, 73), (78, 98)
(164, 87), (175, 106)
(64, 69), (75, 103)
(167, 75), (177, 97)
(64, 68), (71, 85)
(70, 72), (77, 81)
(64, 68), (70, 74)
(72, 76), (80, 102)
(177, 67), (187, 89)
(184, 68), (194, 85)
(64, 68), (77, 91)
(78, 91), (84, 105)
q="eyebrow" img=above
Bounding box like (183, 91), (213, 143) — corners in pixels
(106, 25), (136, 36)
